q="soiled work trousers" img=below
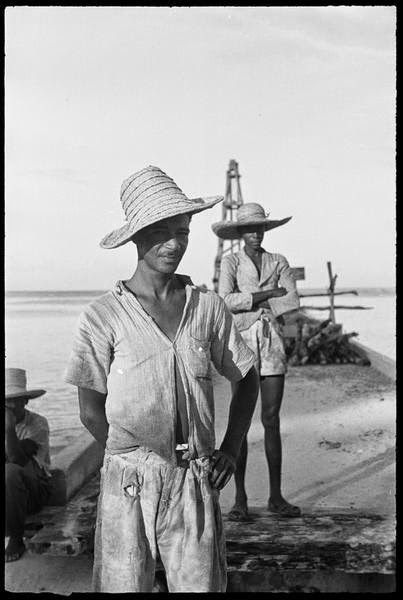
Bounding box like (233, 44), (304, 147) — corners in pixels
(93, 448), (227, 593)
(5, 461), (50, 538)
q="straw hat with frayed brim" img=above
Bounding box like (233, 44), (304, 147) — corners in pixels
(100, 165), (223, 249)
(211, 203), (292, 240)
(5, 368), (46, 400)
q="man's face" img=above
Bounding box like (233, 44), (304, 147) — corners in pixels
(5, 398), (27, 421)
(134, 214), (191, 274)
(241, 225), (265, 250)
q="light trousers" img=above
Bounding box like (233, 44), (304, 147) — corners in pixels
(93, 448), (227, 593)
(241, 315), (287, 376)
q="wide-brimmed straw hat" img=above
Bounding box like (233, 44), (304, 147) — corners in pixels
(100, 165), (223, 249)
(211, 202), (292, 240)
(5, 368), (46, 400)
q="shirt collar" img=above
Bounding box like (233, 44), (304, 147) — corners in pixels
(114, 274), (197, 297)
(239, 246), (267, 259)
(239, 247), (279, 285)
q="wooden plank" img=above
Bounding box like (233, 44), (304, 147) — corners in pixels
(14, 504), (396, 594)
(224, 507), (395, 592)
(26, 477), (395, 579)
(25, 473), (100, 556)
(301, 305), (373, 311)
(299, 291), (358, 298)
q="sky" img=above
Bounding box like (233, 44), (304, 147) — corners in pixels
(5, 6), (396, 291)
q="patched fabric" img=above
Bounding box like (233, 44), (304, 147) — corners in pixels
(64, 276), (255, 463)
(93, 449), (226, 593)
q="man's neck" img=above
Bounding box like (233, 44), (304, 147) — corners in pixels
(126, 266), (180, 300)
(16, 409), (27, 424)
(244, 246), (263, 260)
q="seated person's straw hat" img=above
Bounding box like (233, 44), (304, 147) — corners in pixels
(100, 165), (223, 249)
(211, 203), (292, 240)
(5, 368), (46, 400)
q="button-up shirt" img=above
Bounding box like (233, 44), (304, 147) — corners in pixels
(64, 277), (255, 464)
(218, 248), (300, 331)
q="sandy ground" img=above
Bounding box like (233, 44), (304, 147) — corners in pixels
(214, 364), (395, 516)
(5, 364), (395, 593)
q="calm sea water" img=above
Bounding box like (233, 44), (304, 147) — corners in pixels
(5, 288), (395, 457)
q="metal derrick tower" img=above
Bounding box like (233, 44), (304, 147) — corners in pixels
(212, 159), (244, 292)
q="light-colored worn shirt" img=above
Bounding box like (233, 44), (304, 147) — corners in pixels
(218, 248), (300, 331)
(15, 409), (51, 476)
(64, 277), (255, 464)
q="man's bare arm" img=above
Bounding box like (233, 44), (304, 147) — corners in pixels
(252, 288), (287, 307)
(210, 366), (259, 490)
(78, 387), (109, 449)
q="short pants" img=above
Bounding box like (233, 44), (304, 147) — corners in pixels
(240, 315), (287, 376)
(93, 447), (226, 593)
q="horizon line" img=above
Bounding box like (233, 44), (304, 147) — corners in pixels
(5, 285), (396, 294)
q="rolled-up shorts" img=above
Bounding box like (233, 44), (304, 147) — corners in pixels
(240, 316), (287, 376)
(93, 447), (226, 593)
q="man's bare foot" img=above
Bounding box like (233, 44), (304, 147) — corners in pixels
(228, 504), (250, 521)
(5, 537), (26, 562)
(268, 497), (301, 518)
(228, 494), (251, 521)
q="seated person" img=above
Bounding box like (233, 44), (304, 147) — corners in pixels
(5, 368), (51, 562)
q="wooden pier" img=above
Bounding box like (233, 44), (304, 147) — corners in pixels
(23, 472), (395, 593)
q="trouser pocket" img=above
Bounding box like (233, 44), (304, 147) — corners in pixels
(101, 454), (144, 501)
(121, 463), (144, 500)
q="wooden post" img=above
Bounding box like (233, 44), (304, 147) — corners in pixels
(327, 261), (338, 324)
(212, 160), (244, 291)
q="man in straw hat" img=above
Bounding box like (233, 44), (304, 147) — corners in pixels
(5, 368), (51, 562)
(211, 202), (301, 521)
(65, 165), (258, 592)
